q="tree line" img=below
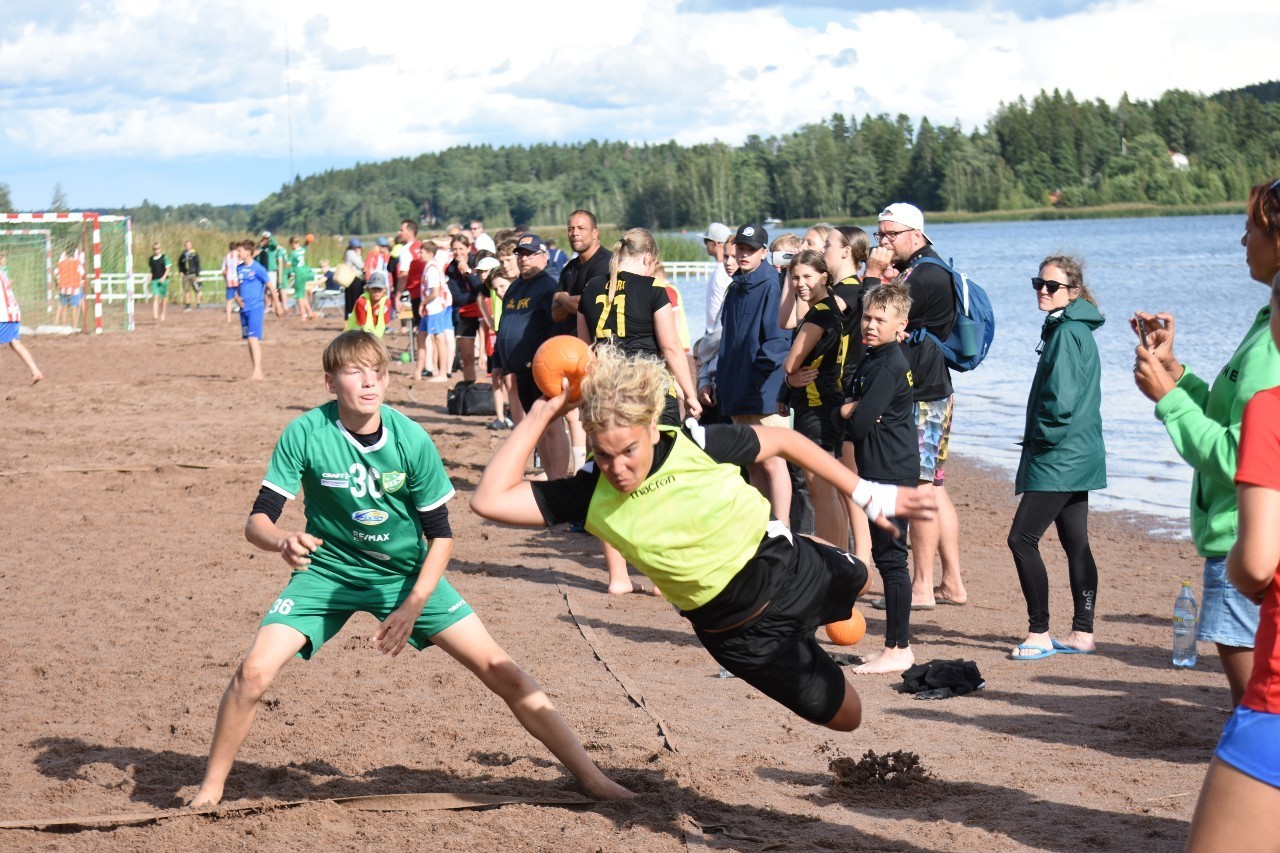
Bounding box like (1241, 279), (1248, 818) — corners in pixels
(10, 82), (1277, 234)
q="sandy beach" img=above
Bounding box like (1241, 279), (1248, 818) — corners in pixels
(0, 311), (1222, 851)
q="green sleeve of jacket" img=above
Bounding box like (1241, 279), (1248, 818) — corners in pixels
(1028, 325), (1084, 449)
(1155, 338), (1280, 489)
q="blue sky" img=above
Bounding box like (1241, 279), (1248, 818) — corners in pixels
(1, 0), (1275, 210)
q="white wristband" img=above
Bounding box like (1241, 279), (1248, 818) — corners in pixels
(851, 481), (899, 520)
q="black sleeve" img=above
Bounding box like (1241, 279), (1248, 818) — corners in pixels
(849, 365), (897, 441)
(417, 505), (452, 540)
(530, 465), (601, 525)
(688, 423), (761, 467)
(193, 253), (201, 275)
(250, 486), (287, 523)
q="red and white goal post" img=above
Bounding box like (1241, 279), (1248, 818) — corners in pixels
(0, 212), (135, 333)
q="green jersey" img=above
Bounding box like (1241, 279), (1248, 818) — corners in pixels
(288, 246), (308, 271)
(262, 401), (455, 585)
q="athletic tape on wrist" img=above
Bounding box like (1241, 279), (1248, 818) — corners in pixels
(851, 481), (898, 519)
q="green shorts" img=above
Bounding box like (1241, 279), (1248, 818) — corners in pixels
(260, 570), (473, 659)
(151, 279), (169, 297)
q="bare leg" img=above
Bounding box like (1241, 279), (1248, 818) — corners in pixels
(908, 482), (939, 607)
(537, 415), (571, 480)
(190, 624), (306, 807)
(1188, 758), (1280, 853)
(1218, 643), (1254, 707)
(430, 614), (633, 800)
(459, 336), (476, 382)
(808, 472), (847, 552)
(749, 457), (791, 527)
(821, 679), (863, 732)
(566, 408), (587, 472)
(247, 338), (264, 380)
(933, 485), (968, 602)
(8, 341), (43, 384)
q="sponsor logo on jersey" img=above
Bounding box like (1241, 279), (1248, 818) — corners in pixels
(352, 529), (391, 542)
(382, 471), (406, 493)
(321, 478), (347, 488)
(321, 472), (350, 488)
(351, 509), (389, 526)
(628, 474), (675, 500)
(448, 600), (467, 612)
(359, 549), (392, 562)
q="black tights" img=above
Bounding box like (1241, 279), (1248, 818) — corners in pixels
(1007, 491), (1097, 634)
(872, 517), (910, 648)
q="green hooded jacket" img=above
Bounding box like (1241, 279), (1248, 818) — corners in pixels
(1015, 297), (1106, 494)
(1154, 304), (1280, 557)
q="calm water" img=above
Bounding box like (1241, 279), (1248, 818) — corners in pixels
(674, 214), (1264, 533)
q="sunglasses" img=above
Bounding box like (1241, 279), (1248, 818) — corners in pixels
(1031, 277), (1075, 294)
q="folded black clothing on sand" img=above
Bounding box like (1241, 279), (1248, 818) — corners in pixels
(899, 659), (985, 700)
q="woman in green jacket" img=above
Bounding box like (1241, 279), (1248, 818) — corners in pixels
(1134, 180), (1280, 705)
(1009, 255), (1106, 660)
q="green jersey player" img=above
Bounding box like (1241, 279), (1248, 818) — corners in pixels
(190, 330), (632, 808)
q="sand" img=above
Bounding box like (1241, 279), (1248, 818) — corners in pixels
(0, 311), (1223, 850)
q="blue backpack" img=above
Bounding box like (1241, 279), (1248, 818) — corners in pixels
(909, 256), (995, 372)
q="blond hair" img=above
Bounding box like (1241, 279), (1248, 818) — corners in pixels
(579, 345), (668, 436)
(862, 281), (912, 317)
(606, 228), (661, 313)
(323, 330), (390, 374)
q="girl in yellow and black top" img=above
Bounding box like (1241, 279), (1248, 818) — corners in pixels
(780, 250), (850, 548)
(472, 347), (935, 730)
(821, 226), (874, 565)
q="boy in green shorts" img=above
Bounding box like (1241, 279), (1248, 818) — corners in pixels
(149, 242), (171, 322)
(190, 330), (631, 807)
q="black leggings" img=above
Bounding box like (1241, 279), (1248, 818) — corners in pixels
(1008, 491), (1097, 634)
(871, 517), (911, 648)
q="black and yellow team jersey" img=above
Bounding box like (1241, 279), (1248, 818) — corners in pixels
(831, 275), (866, 397)
(578, 271), (671, 357)
(789, 294), (850, 409)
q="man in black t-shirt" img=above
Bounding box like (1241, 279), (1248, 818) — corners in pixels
(552, 209), (612, 471)
(864, 203), (969, 610)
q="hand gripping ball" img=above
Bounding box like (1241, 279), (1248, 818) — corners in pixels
(824, 610), (866, 646)
(532, 335), (591, 402)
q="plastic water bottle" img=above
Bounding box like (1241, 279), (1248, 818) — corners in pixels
(1172, 581), (1198, 668)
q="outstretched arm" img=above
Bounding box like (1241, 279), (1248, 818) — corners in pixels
(472, 388), (573, 526)
(749, 425), (935, 527)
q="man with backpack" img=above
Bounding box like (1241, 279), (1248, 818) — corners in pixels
(865, 203), (970, 610)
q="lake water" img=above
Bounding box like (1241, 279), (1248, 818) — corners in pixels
(672, 214), (1264, 534)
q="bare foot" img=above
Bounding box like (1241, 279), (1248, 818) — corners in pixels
(1055, 630), (1095, 653)
(607, 580), (660, 596)
(428, 376), (448, 383)
(249, 373), (265, 381)
(933, 585), (968, 606)
(583, 776), (637, 801)
(30, 373), (43, 385)
(1010, 631), (1053, 659)
(189, 786), (222, 808)
(854, 646), (914, 674)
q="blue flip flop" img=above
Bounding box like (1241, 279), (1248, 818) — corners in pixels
(1051, 638), (1096, 655)
(1009, 644), (1056, 661)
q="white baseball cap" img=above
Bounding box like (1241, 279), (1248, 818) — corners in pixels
(877, 203), (929, 243)
(700, 222), (732, 243)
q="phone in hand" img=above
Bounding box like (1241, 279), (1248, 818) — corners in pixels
(1137, 317), (1149, 351)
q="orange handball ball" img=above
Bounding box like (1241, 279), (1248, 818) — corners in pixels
(305, 233), (316, 244)
(825, 610), (866, 646)
(532, 335), (591, 401)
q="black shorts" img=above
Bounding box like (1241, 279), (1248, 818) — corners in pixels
(454, 312), (480, 338)
(793, 404), (841, 455)
(694, 535), (867, 724)
(659, 392), (680, 427)
(514, 369), (541, 413)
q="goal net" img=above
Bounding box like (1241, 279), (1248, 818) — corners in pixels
(0, 212), (134, 333)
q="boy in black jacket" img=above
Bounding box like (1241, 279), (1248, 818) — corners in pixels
(840, 282), (920, 674)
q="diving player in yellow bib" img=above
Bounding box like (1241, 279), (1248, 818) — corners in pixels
(472, 347), (935, 731)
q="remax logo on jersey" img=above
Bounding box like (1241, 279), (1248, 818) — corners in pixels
(382, 471), (406, 493)
(351, 509), (389, 526)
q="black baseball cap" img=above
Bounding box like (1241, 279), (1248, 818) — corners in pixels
(734, 223), (769, 250)
(514, 234), (547, 254)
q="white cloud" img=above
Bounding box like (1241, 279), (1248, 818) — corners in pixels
(0, 0), (1275, 204)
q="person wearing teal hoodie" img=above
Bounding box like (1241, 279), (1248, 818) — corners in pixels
(1008, 256), (1106, 661)
(1134, 179), (1280, 706)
